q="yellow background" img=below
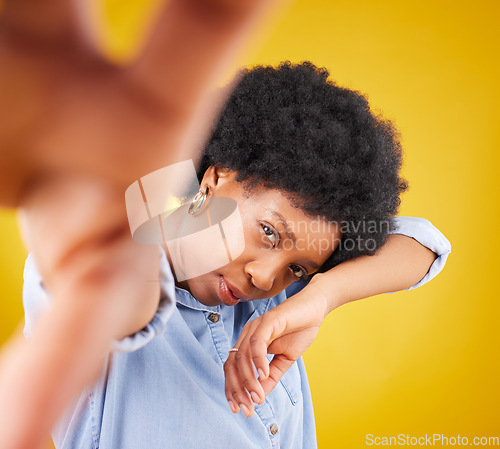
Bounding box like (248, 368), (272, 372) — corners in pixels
(1, 0), (499, 447)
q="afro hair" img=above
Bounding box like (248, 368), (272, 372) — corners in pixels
(198, 61), (408, 271)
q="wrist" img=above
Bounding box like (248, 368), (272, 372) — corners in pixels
(308, 272), (345, 317)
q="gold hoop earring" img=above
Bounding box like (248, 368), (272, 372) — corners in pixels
(188, 186), (210, 215)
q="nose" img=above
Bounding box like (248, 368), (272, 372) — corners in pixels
(244, 260), (278, 292)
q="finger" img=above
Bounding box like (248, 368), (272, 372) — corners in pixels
(224, 352), (254, 417)
(128, 0), (286, 118)
(259, 354), (295, 397)
(246, 310), (290, 381)
(223, 374), (240, 415)
(246, 314), (285, 381)
(1, 0), (81, 42)
(225, 322), (266, 407)
(234, 340), (265, 405)
(133, 0), (272, 89)
(223, 353), (239, 413)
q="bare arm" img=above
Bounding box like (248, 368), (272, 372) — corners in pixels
(318, 234), (436, 314)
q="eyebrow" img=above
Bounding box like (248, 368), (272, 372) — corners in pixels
(267, 209), (296, 243)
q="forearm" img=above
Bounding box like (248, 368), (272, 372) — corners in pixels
(226, 229), (444, 405)
(312, 234), (437, 315)
(1, 177), (162, 448)
(0, 257), (160, 449)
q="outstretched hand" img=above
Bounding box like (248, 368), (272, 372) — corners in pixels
(0, 0), (278, 207)
(224, 278), (332, 417)
(0, 1), (287, 448)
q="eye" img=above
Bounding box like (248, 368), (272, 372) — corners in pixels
(289, 264), (308, 280)
(261, 223), (279, 248)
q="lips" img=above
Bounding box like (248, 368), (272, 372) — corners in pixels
(218, 276), (247, 306)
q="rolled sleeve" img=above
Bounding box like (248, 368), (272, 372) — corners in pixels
(22, 248), (176, 353)
(391, 216), (451, 291)
(110, 249), (176, 352)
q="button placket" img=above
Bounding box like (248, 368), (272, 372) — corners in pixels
(252, 399), (280, 447)
(205, 309), (230, 365)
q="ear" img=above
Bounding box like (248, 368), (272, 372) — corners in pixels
(199, 166), (234, 193)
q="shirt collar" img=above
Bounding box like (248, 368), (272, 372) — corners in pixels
(174, 286), (222, 313)
(174, 285), (279, 316)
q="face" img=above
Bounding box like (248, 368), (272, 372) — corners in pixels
(167, 167), (342, 307)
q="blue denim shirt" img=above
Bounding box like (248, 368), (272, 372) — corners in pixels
(23, 217), (451, 449)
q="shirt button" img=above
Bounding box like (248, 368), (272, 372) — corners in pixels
(208, 313), (219, 323)
(270, 425), (278, 435)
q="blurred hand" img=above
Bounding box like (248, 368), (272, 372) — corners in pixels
(0, 0), (278, 207)
(224, 278), (331, 417)
(0, 1), (287, 448)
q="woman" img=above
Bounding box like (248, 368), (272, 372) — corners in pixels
(23, 62), (450, 448)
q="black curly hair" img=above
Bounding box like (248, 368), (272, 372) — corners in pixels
(198, 61), (408, 271)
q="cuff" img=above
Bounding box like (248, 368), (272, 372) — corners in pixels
(110, 247), (176, 352)
(23, 248), (176, 353)
(390, 216), (452, 291)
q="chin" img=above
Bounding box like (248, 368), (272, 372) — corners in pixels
(186, 274), (221, 306)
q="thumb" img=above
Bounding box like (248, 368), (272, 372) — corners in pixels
(259, 354), (295, 396)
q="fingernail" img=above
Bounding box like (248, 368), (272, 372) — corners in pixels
(229, 401), (238, 414)
(239, 403), (251, 417)
(257, 368), (266, 380)
(250, 391), (261, 404)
